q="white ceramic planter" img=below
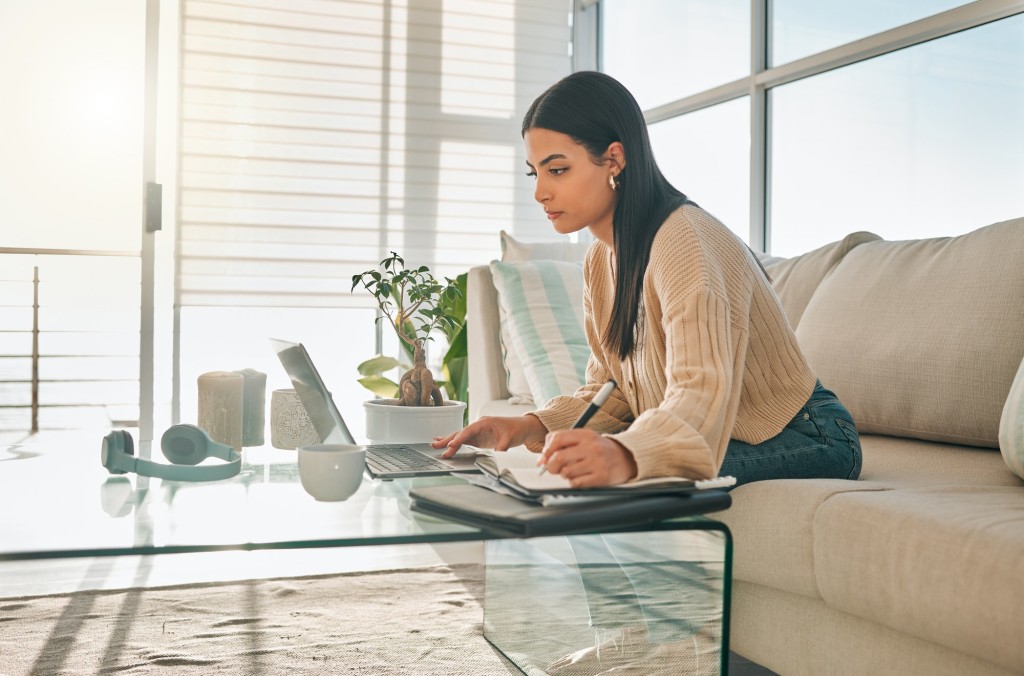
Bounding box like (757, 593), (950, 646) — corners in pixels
(363, 399), (467, 444)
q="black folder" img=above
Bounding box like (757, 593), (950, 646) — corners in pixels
(409, 484), (731, 538)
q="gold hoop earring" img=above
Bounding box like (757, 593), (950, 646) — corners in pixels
(608, 174), (619, 191)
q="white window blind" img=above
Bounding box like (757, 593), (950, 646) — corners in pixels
(178, 0), (572, 309)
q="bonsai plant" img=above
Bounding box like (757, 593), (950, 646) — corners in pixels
(351, 252), (465, 408)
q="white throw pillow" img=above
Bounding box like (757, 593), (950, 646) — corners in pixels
(497, 231), (590, 405)
(489, 259), (588, 407)
(999, 357), (1024, 480)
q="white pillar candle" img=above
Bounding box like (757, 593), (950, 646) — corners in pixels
(197, 371), (244, 451)
(236, 368), (266, 447)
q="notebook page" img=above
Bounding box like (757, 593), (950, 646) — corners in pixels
(503, 467), (573, 491)
(489, 451), (542, 472)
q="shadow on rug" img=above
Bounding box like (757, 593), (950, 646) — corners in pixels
(0, 564), (521, 675)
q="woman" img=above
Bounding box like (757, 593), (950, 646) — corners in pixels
(434, 71), (861, 488)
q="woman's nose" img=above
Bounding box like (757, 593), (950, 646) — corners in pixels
(534, 178), (550, 204)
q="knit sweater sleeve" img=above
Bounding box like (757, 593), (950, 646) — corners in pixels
(608, 251), (744, 481)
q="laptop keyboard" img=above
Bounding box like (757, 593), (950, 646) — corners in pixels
(365, 444), (451, 474)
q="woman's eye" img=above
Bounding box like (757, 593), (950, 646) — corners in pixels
(525, 170), (537, 178)
(550, 167), (567, 175)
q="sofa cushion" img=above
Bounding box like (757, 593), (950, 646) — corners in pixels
(732, 581), (1018, 676)
(796, 217), (1024, 448)
(721, 435), (1022, 604)
(476, 398), (535, 419)
(762, 231), (880, 329)
(489, 259), (588, 406)
(999, 356), (1024, 479)
(497, 231), (590, 405)
(859, 434), (1024, 488)
(715, 479), (889, 598)
(814, 486), (1024, 674)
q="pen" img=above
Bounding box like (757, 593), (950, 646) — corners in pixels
(538, 379), (618, 476)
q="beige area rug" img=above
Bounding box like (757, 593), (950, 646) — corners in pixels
(0, 563), (723, 676)
(0, 564), (520, 676)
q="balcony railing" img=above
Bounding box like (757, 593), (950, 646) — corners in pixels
(0, 249), (141, 434)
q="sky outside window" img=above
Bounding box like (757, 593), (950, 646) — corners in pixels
(770, 15), (1024, 256)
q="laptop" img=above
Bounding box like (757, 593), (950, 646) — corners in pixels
(270, 338), (482, 478)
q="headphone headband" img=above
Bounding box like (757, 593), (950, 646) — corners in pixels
(101, 426), (241, 482)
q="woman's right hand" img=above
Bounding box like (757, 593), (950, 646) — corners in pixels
(432, 415), (548, 458)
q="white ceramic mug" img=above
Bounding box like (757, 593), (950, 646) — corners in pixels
(297, 443), (365, 501)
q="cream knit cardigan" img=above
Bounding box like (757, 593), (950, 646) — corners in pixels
(531, 204), (817, 481)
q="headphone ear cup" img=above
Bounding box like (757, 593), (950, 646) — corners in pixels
(100, 430), (134, 474)
(161, 424), (212, 466)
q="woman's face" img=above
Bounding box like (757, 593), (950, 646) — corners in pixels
(523, 128), (620, 242)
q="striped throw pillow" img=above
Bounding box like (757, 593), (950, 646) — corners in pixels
(489, 259), (589, 407)
(999, 357), (1024, 480)
(498, 231), (590, 405)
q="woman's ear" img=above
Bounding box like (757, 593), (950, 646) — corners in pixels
(605, 141), (626, 174)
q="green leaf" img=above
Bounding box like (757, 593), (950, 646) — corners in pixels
(441, 317), (468, 418)
(443, 321), (468, 364)
(358, 375), (400, 399)
(357, 354), (402, 377)
(442, 355), (468, 401)
(439, 273), (467, 325)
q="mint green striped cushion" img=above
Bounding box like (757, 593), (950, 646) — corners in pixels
(490, 259), (588, 406)
(999, 357), (1024, 479)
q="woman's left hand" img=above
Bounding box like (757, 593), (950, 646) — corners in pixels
(538, 429), (638, 487)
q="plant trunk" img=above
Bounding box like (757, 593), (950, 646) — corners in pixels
(398, 343), (443, 406)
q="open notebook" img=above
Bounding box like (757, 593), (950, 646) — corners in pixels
(473, 451), (735, 500)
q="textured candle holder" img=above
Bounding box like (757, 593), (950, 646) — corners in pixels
(197, 371), (244, 451)
(270, 389), (321, 450)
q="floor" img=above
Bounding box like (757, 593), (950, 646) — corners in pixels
(730, 653), (778, 675)
(0, 541), (483, 598)
(0, 546), (776, 674)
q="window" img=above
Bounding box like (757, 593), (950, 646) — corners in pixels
(175, 0), (573, 430)
(648, 97), (750, 238)
(771, 0), (970, 66)
(596, 1), (1024, 258)
(770, 15), (1024, 256)
(601, 0), (750, 110)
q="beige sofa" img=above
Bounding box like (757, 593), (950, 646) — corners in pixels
(467, 218), (1024, 675)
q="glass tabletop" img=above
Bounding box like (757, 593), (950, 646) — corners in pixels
(0, 432), (731, 566)
(0, 432), (487, 561)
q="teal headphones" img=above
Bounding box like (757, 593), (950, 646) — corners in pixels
(101, 425), (241, 482)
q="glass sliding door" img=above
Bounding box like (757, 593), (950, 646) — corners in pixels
(0, 0), (159, 440)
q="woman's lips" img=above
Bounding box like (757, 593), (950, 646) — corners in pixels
(546, 211), (563, 220)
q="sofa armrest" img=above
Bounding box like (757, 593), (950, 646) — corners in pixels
(467, 265), (509, 422)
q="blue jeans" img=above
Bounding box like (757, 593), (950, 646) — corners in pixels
(720, 380), (862, 486)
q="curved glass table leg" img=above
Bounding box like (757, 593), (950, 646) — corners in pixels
(484, 519), (732, 675)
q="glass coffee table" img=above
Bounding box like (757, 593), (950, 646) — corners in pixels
(0, 434), (733, 675)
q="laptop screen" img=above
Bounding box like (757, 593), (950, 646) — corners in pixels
(270, 338), (356, 445)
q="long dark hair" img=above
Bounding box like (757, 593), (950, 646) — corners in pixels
(521, 71), (688, 360)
